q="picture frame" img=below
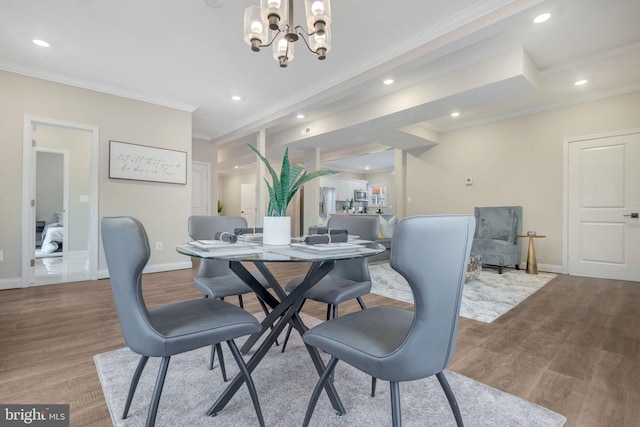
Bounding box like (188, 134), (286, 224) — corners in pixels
(108, 140), (187, 184)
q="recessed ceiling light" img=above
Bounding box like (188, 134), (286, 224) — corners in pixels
(451, 112), (460, 117)
(574, 79), (588, 86)
(231, 95), (241, 101)
(234, 165), (239, 169)
(365, 166), (370, 170)
(533, 13), (551, 24)
(32, 39), (50, 48)
(297, 114), (305, 119)
(383, 79), (394, 85)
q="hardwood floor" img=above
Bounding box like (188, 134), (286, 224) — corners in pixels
(0, 262), (638, 426)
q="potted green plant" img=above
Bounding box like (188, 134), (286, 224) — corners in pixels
(217, 199), (224, 214)
(248, 144), (337, 244)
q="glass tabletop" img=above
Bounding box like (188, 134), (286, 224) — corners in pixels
(176, 240), (385, 262)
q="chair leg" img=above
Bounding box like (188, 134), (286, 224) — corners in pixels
(146, 356), (170, 427)
(302, 356), (339, 427)
(209, 345), (215, 370)
(390, 381), (402, 427)
(326, 304), (332, 321)
(122, 355), (149, 419)
(238, 294), (244, 309)
(356, 296), (367, 310)
(436, 371), (464, 427)
(208, 344), (228, 381)
(227, 340), (265, 427)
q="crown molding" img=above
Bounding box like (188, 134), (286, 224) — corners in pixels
(439, 85), (640, 133)
(0, 61), (198, 112)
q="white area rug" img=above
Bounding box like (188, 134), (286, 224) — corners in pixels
(369, 263), (556, 323)
(94, 314), (566, 427)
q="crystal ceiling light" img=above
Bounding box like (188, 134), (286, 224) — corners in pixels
(244, 0), (332, 67)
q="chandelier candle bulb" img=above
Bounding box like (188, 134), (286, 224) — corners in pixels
(306, 0), (331, 35)
(244, 6), (267, 51)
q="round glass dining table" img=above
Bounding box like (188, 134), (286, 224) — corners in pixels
(176, 239), (384, 417)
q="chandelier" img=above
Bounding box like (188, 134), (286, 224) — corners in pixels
(243, 0), (332, 68)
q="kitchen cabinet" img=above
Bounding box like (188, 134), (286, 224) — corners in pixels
(319, 177), (368, 201)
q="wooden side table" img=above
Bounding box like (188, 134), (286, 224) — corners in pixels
(518, 234), (546, 274)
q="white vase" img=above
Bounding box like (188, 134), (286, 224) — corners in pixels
(262, 216), (291, 245)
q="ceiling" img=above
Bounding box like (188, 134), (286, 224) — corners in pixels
(1, 0), (639, 175)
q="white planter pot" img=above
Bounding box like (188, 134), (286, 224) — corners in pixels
(262, 216), (291, 245)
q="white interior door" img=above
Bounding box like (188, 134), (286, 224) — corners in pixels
(240, 183), (256, 227)
(191, 161), (210, 216)
(568, 131), (640, 281)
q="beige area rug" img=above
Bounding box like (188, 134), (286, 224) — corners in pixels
(369, 263), (557, 323)
(94, 314), (566, 426)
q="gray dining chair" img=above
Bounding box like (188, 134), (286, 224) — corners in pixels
(301, 214), (475, 427)
(101, 216), (265, 427)
(188, 215), (272, 377)
(281, 214), (380, 352)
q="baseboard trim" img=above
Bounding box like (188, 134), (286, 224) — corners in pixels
(98, 260), (193, 279)
(536, 263), (563, 274)
(0, 277), (25, 290)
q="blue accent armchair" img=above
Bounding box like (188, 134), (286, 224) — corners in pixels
(471, 206), (523, 274)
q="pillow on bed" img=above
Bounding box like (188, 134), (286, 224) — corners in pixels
(55, 211), (64, 223)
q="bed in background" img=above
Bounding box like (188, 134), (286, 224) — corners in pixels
(40, 223), (64, 254)
(36, 212), (65, 258)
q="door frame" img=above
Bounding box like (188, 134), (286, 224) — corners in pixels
(562, 127), (640, 276)
(22, 115), (100, 286)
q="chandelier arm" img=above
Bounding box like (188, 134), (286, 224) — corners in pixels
(294, 26), (319, 56)
(258, 28), (283, 49)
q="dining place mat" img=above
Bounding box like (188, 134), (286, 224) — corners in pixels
(188, 240), (258, 250)
(290, 242), (363, 253)
(177, 244), (264, 258)
(265, 245), (381, 260)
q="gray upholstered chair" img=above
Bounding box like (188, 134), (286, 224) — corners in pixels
(188, 215), (271, 376)
(101, 216), (264, 427)
(281, 214), (380, 352)
(301, 215), (475, 427)
(470, 206), (523, 274)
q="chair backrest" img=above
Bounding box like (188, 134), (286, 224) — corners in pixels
(473, 206), (522, 244)
(386, 215), (475, 381)
(188, 215), (248, 278)
(101, 216), (162, 355)
(326, 215), (379, 281)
